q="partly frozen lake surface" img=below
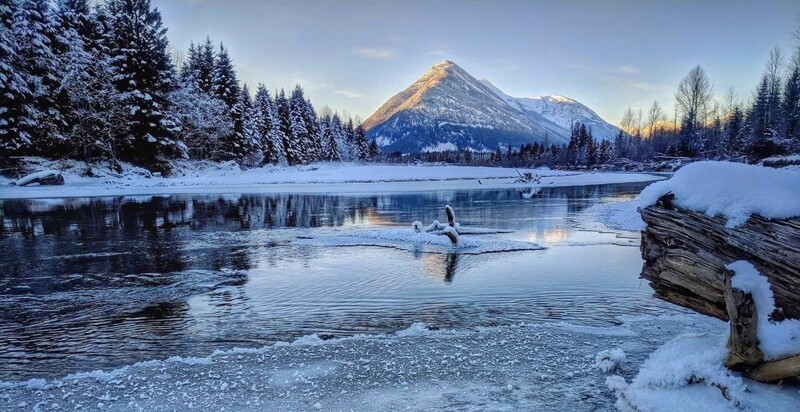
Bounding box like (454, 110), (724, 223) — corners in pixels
(0, 182), (727, 410)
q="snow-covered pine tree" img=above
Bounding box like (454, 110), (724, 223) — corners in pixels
(275, 88), (296, 163)
(341, 117), (356, 161)
(197, 37), (215, 95)
(179, 41), (199, 87)
(10, 0), (63, 155)
(288, 89), (309, 164)
(368, 138), (379, 160)
(104, 0), (185, 169)
(55, 0), (105, 160)
(320, 113), (339, 161)
(332, 113), (350, 161)
(210, 43), (244, 161)
(0, 1), (29, 155)
(354, 122), (368, 160)
(253, 83), (285, 165)
(235, 84), (260, 163)
(211, 44), (239, 108)
(302, 96), (322, 162)
(783, 53), (800, 142)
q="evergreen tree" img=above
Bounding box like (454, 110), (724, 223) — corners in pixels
(10, 0), (62, 154)
(325, 113), (342, 161)
(288, 91), (309, 164)
(197, 37), (215, 94)
(211, 44), (239, 107)
(354, 123), (368, 160)
(0, 0), (29, 154)
(253, 83), (284, 164)
(368, 138), (379, 160)
(104, 0), (184, 167)
(783, 54), (800, 142)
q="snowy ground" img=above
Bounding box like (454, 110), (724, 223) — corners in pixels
(0, 159), (664, 199)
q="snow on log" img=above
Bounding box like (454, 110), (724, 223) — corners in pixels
(639, 162), (800, 321)
(723, 261), (800, 381)
(445, 204), (455, 227)
(640, 162), (800, 382)
(10, 170), (65, 187)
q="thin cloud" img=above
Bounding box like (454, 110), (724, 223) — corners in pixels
(604, 76), (668, 92)
(617, 65), (639, 74)
(353, 48), (395, 59)
(335, 89), (363, 98)
(426, 50), (448, 56)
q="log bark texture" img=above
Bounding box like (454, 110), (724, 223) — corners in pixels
(723, 270), (764, 369)
(640, 202), (800, 321)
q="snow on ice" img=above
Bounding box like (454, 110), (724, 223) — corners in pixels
(640, 161), (800, 227)
(580, 199), (645, 232)
(0, 315), (741, 411)
(0, 157), (664, 199)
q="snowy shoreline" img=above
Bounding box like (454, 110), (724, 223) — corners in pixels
(0, 162), (664, 200)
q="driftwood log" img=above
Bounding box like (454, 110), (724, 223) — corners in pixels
(724, 268), (800, 383)
(10, 170), (65, 187)
(640, 196), (800, 321)
(640, 194), (800, 382)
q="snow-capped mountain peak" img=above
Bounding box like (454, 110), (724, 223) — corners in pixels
(479, 79), (620, 141)
(363, 62), (570, 153)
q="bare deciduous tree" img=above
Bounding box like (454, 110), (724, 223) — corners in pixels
(675, 65), (714, 133)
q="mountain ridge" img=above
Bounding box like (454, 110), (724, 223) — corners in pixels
(363, 61), (570, 153)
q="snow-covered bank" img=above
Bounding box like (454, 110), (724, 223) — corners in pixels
(2, 314), (762, 412)
(0, 159), (664, 199)
(640, 161), (800, 228)
(607, 332), (800, 412)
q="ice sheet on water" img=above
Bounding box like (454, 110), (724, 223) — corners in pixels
(0, 315), (738, 411)
(579, 199), (645, 232)
(1, 269), (248, 320)
(297, 227), (542, 255)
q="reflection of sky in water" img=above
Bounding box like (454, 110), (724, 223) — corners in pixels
(0, 182), (683, 380)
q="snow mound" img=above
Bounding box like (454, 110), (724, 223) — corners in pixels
(640, 161), (800, 227)
(594, 348), (626, 372)
(607, 332), (800, 412)
(727, 261), (800, 360)
(298, 228), (543, 255)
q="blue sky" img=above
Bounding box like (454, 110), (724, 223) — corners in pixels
(157, 0), (799, 125)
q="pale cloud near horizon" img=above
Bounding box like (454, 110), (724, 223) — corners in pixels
(353, 48), (396, 59)
(617, 65), (639, 74)
(335, 89), (363, 98)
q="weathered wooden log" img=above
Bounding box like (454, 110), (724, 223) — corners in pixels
(745, 355), (800, 382)
(723, 269), (764, 369)
(640, 201), (800, 321)
(10, 170), (65, 187)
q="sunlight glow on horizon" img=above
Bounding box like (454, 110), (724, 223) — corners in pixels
(156, 0), (800, 127)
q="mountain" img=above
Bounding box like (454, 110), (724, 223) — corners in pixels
(480, 79), (620, 141)
(362, 61), (570, 153)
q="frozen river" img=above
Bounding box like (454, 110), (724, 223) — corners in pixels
(0, 181), (727, 410)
